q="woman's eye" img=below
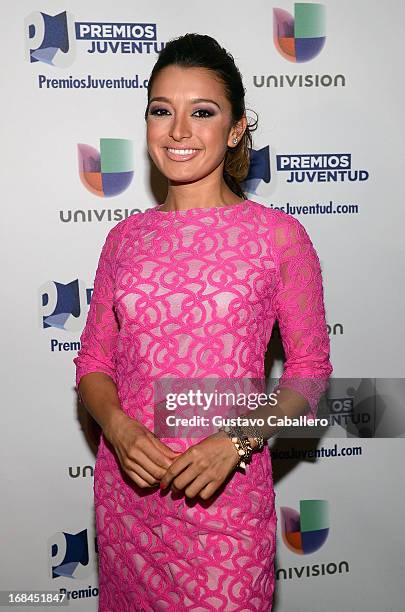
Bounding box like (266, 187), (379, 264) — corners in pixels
(148, 107), (214, 118)
(193, 109), (214, 118)
(149, 107), (170, 116)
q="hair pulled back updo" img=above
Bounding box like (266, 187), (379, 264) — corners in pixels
(145, 33), (258, 199)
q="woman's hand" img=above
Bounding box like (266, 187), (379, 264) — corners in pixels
(159, 430), (241, 500)
(105, 412), (181, 489)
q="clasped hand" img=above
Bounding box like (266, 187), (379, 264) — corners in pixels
(159, 430), (241, 499)
(107, 413), (240, 500)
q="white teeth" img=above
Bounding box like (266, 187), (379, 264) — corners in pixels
(167, 148), (197, 156)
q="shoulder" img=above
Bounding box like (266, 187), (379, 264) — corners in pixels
(108, 209), (145, 235)
(104, 208), (149, 242)
(98, 210), (148, 265)
(247, 199), (312, 244)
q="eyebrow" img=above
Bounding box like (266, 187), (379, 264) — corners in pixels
(148, 96), (221, 110)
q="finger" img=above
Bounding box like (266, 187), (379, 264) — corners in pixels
(124, 465), (159, 488)
(160, 453), (193, 489)
(169, 465), (200, 490)
(196, 479), (222, 500)
(183, 474), (213, 499)
(129, 449), (173, 481)
(139, 438), (180, 470)
(128, 459), (160, 485)
(122, 448), (171, 482)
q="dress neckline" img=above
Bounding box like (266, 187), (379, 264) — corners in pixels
(149, 199), (250, 217)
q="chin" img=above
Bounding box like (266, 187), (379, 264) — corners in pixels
(165, 174), (202, 185)
(160, 167), (203, 183)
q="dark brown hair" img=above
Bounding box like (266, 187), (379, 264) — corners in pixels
(145, 33), (257, 199)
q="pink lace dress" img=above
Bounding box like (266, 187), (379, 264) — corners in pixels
(74, 199), (332, 611)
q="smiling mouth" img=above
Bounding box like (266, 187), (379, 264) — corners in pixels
(164, 147), (201, 161)
(166, 147), (200, 155)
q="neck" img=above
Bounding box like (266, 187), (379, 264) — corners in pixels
(163, 172), (243, 211)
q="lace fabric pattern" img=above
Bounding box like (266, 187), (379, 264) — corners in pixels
(74, 199), (332, 611)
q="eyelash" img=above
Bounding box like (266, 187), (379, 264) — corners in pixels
(148, 108), (215, 118)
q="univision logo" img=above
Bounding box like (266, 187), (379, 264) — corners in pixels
(58, 138), (139, 222)
(253, 3), (346, 88)
(280, 499), (329, 554)
(78, 138), (134, 197)
(273, 2), (326, 63)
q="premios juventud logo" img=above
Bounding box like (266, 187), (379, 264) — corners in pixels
(40, 279), (90, 333)
(25, 10), (164, 67)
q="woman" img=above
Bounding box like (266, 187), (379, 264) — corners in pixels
(74, 33), (332, 611)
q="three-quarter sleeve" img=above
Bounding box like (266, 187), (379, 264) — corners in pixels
(271, 214), (333, 417)
(73, 226), (120, 401)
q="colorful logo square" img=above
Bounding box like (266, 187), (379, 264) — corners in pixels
(274, 3), (326, 62)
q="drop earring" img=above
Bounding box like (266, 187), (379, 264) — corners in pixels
(233, 137), (238, 144)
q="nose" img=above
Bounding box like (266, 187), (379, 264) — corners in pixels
(169, 111), (192, 141)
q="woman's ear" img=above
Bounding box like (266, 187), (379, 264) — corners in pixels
(227, 115), (248, 148)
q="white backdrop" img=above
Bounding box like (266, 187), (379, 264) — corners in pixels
(1, 1), (404, 610)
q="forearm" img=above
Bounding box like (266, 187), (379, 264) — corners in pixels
(77, 372), (130, 443)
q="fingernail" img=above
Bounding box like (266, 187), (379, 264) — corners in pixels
(160, 482), (166, 489)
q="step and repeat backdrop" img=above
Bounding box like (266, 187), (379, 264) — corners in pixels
(1, 1), (404, 610)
